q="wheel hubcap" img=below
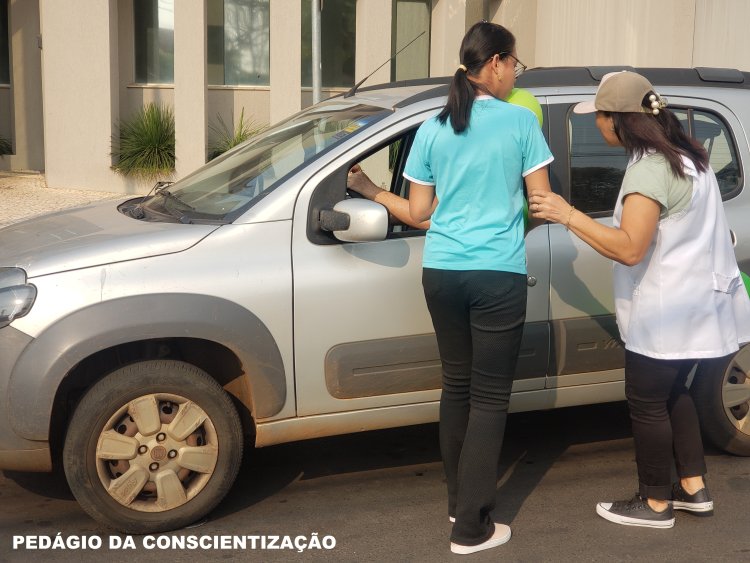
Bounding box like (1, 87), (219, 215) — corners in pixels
(94, 393), (219, 512)
(721, 346), (750, 436)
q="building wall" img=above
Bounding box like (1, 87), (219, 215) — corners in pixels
(5, 0), (750, 192)
(495, 0), (750, 71)
(269, 0), (300, 124)
(529, 0), (695, 68)
(174, 0), (208, 177)
(39, 0), (138, 193)
(429, 0), (469, 76)
(693, 0), (750, 70)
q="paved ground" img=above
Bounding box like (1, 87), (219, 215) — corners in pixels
(2, 403), (750, 562)
(0, 171), (118, 228)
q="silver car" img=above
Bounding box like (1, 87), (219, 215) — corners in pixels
(1, 66), (749, 533)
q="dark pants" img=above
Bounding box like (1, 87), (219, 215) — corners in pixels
(422, 268), (527, 546)
(625, 350), (708, 500)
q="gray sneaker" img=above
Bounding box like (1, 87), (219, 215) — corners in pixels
(596, 494), (675, 528)
(672, 482), (714, 516)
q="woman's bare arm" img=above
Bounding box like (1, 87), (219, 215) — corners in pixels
(528, 190), (660, 266)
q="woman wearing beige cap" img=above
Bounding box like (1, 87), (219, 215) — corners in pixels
(529, 71), (750, 528)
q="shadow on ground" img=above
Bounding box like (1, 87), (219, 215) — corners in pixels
(211, 401), (637, 524)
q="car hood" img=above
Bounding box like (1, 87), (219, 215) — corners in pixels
(0, 200), (219, 278)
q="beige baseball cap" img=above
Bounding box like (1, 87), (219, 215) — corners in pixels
(573, 71), (655, 114)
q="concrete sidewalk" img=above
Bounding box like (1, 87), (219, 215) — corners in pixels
(0, 171), (119, 228)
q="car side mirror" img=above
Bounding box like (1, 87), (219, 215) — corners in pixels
(320, 198), (388, 242)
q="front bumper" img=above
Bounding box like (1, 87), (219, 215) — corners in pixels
(0, 326), (51, 472)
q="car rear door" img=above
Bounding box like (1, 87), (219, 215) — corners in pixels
(544, 90), (748, 391)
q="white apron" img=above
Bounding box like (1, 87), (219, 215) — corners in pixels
(613, 156), (750, 359)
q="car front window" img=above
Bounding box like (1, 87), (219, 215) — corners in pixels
(141, 102), (389, 223)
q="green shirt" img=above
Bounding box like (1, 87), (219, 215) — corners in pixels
(621, 154), (693, 218)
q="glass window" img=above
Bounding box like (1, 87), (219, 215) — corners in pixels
(568, 106), (742, 215)
(391, 0), (430, 81)
(569, 112), (628, 215)
(301, 0), (356, 88)
(142, 102), (389, 223)
(207, 0), (269, 86)
(0, 0), (9, 85)
(691, 110), (741, 198)
(353, 131), (422, 236)
(134, 0), (175, 84)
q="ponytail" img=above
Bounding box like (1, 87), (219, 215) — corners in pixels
(437, 68), (476, 133)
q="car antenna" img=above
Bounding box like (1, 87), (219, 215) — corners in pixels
(343, 31), (426, 98)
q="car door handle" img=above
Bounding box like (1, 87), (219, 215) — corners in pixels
(730, 229), (737, 248)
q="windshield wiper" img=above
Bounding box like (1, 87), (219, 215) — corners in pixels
(159, 189), (196, 223)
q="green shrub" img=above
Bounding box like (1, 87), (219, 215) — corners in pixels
(112, 103), (175, 180)
(0, 135), (11, 156)
(208, 108), (264, 160)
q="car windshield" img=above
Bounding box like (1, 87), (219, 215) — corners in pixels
(140, 102), (389, 223)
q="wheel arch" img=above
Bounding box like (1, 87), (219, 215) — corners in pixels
(10, 293), (287, 442)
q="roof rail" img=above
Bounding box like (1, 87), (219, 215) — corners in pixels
(695, 67), (745, 83)
(514, 66), (749, 89)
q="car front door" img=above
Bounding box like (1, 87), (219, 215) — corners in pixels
(291, 108), (552, 417)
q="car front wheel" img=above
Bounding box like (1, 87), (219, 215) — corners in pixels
(62, 360), (243, 533)
(692, 345), (750, 456)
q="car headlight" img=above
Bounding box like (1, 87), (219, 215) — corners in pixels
(0, 267), (37, 329)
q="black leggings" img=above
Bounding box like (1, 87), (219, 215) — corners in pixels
(624, 350), (707, 500)
(422, 268), (527, 546)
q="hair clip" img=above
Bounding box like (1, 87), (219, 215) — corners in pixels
(458, 64), (468, 72)
(648, 93), (668, 115)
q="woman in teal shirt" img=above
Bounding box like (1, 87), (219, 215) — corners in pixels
(405, 21), (553, 555)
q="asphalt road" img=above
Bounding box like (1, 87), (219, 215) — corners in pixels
(1, 402), (749, 562)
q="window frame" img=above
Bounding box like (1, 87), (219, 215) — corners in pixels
(301, 0), (357, 89)
(207, 0), (270, 87)
(390, 0), (431, 82)
(678, 107), (744, 202)
(368, 128), (422, 239)
(0, 0), (10, 86)
(133, 0), (175, 85)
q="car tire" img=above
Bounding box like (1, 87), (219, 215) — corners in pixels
(692, 346), (750, 456)
(62, 360), (243, 533)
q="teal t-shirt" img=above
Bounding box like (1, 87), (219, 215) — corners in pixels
(403, 96), (553, 273)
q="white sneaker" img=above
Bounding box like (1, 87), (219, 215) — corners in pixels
(450, 523), (512, 555)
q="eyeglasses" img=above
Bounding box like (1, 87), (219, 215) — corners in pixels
(501, 53), (527, 78)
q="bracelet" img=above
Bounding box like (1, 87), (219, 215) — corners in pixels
(565, 206), (576, 230)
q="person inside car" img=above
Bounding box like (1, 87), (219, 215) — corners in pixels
(529, 71), (750, 529)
